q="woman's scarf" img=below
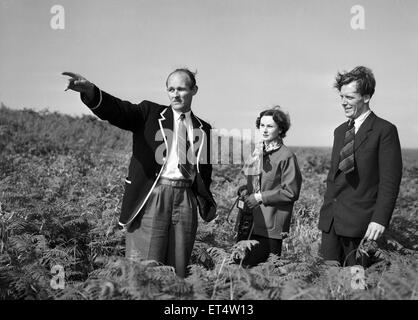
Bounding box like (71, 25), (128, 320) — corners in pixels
(241, 140), (282, 192)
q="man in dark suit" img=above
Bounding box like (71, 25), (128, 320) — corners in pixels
(63, 69), (216, 277)
(318, 66), (402, 267)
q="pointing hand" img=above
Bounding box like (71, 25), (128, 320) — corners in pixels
(62, 72), (95, 97)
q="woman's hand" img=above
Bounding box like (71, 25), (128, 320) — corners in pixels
(244, 194), (259, 209)
(237, 185), (248, 197)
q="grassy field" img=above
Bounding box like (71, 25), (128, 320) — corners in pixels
(0, 105), (417, 300)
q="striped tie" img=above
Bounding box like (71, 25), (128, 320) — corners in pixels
(338, 119), (355, 174)
(177, 113), (193, 179)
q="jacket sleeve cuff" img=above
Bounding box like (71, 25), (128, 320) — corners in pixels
(81, 86), (102, 110)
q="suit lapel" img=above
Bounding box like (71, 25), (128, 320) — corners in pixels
(191, 112), (205, 169)
(191, 111), (201, 131)
(354, 112), (375, 152)
(332, 125), (346, 178)
(158, 107), (174, 156)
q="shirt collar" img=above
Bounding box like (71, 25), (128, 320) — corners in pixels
(172, 108), (192, 121)
(352, 109), (371, 132)
(354, 109), (371, 126)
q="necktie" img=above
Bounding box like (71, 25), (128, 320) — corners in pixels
(338, 119), (355, 174)
(177, 113), (193, 179)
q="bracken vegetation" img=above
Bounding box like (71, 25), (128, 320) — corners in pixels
(0, 104), (417, 300)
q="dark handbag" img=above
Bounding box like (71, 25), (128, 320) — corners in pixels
(227, 186), (254, 242)
(234, 197), (254, 242)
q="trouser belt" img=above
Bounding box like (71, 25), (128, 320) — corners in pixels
(158, 177), (193, 188)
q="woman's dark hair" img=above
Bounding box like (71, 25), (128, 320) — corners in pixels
(334, 66), (376, 97)
(256, 106), (291, 138)
(166, 68), (197, 89)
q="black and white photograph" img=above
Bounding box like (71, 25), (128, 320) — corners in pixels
(0, 0), (417, 310)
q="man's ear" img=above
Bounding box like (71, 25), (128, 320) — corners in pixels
(192, 85), (198, 95)
(363, 94), (371, 103)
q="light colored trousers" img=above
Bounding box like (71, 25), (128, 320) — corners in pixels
(125, 179), (198, 278)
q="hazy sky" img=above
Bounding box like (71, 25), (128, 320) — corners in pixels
(1, 0), (417, 147)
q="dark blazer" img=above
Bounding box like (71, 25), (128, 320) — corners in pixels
(318, 112), (403, 238)
(81, 87), (217, 227)
(247, 145), (302, 239)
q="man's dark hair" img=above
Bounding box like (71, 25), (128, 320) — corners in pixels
(166, 68), (197, 89)
(255, 106), (291, 139)
(334, 66), (376, 97)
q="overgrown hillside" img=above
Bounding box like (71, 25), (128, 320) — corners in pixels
(0, 105), (417, 300)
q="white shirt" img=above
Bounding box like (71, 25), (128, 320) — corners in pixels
(353, 109), (372, 134)
(160, 109), (196, 181)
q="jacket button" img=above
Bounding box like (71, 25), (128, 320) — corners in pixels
(333, 198), (337, 202)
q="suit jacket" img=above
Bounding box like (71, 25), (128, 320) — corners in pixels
(81, 87), (217, 227)
(247, 145), (302, 239)
(318, 112), (403, 238)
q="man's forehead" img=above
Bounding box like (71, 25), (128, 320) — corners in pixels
(167, 72), (191, 86)
(341, 81), (359, 94)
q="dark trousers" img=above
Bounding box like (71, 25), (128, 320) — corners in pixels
(241, 234), (282, 267)
(125, 179), (198, 278)
(320, 220), (369, 267)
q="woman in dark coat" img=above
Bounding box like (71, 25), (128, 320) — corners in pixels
(238, 106), (302, 266)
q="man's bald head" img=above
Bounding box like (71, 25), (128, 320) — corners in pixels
(166, 68), (197, 90)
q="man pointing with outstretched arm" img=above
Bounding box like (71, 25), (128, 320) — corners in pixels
(63, 69), (217, 278)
